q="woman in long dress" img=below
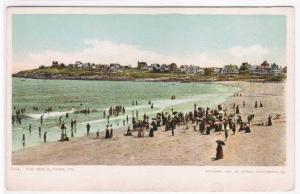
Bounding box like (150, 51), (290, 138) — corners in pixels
(216, 143), (224, 160)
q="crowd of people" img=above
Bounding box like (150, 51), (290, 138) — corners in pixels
(15, 93), (276, 161)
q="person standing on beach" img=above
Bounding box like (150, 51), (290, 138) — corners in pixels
(71, 127), (74, 138)
(96, 129), (100, 138)
(86, 123), (91, 135)
(38, 126), (41, 138)
(199, 120), (205, 135)
(231, 122), (236, 135)
(103, 110), (106, 118)
(71, 119), (74, 131)
(260, 101), (263, 108)
(149, 127), (154, 137)
(22, 134), (25, 148)
(43, 131), (47, 143)
(61, 122), (66, 135)
(236, 105), (240, 114)
(215, 142), (224, 160)
(255, 101), (258, 108)
(267, 115), (272, 126)
(28, 124), (31, 134)
(74, 119), (77, 133)
(244, 124), (251, 133)
(110, 125), (113, 138)
(126, 115), (129, 124)
(105, 125), (110, 139)
(40, 115), (44, 125)
(171, 121), (175, 136)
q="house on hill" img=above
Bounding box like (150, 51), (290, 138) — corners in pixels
(250, 60), (281, 76)
(239, 62), (251, 73)
(270, 63), (282, 76)
(150, 64), (161, 72)
(169, 63), (178, 72)
(108, 63), (122, 73)
(222, 64), (239, 75)
(137, 61), (148, 70)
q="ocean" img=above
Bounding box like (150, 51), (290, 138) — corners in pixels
(12, 78), (239, 150)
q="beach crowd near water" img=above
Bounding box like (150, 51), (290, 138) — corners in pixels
(12, 86), (279, 161)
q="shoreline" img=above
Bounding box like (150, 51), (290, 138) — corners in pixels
(13, 74), (286, 83)
(12, 81), (286, 166)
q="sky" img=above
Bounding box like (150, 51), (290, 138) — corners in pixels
(12, 14), (286, 73)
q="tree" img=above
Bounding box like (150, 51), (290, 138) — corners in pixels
(204, 68), (213, 76)
(169, 63), (177, 72)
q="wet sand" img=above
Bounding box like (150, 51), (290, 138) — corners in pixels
(12, 81), (286, 165)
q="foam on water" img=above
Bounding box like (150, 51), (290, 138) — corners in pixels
(27, 108), (76, 119)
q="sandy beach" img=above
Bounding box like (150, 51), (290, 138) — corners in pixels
(12, 81), (286, 166)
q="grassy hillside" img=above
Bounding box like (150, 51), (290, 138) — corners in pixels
(13, 66), (287, 82)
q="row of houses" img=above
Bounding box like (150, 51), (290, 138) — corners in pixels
(51, 61), (124, 73)
(137, 61), (178, 72)
(50, 60), (285, 76)
(141, 60), (284, 76)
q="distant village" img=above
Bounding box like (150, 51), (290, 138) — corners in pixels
(45, 60), (287, 77)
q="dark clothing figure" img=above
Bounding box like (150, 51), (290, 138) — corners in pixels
(43, 131), (47, 143)
(232, 123), (236, 135)
(200, 121), (206, 135)
(236, 105), (240, 114)
(126, 126), (132, 136)
(268, 115), (272, 126)
(38, 126), (41, 138)
(61, 123), (66, 135)
(255, 101), (258, 108)
(40, 115), (43, 125)
(110, 128), (113, 138)
(149, 128), (154, 137)
(206, 125), (211, 135)
(22, 134), (25, 148)
(215, 144), (224, 160)
(105, 127), (110, 139)
(74, 120), (77, 133)
(29, 124), (32, 134)
(71, 119), (74, 130)
(86, 123), (91, 135)
(260, 102), (263, 108)
(245, 125), (251, 133)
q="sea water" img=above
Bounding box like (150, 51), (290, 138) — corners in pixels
(12, 78), (239, 151)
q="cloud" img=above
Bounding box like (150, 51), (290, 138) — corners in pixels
(13, 41), (276, 73)
(13, 39), (224, 72)
(228, 45), (269, 57)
